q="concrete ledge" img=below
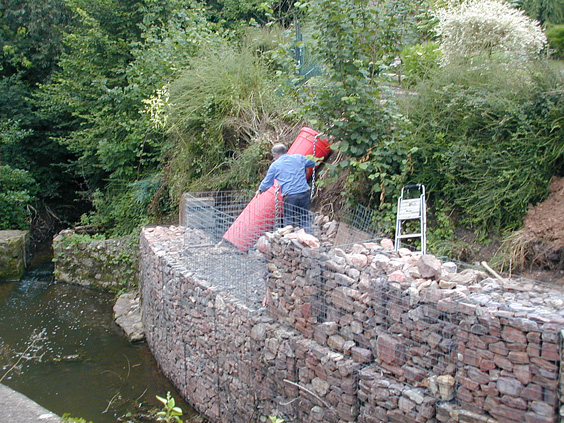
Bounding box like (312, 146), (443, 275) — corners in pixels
(0, 384), (61, 423)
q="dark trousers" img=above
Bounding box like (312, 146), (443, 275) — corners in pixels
(283, 191), (312, 233)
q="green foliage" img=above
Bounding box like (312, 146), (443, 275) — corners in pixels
(57, 232), (107, 249)
(546, 24), (564, 58)
(37, 0), (217, 234)
(300, 0), (422, 217)
(0, 0), (72, 84)
(0, 120), (36, 230)
(213, 140), (272, 190)
(156, 392), (184, 423)
(399, 42), (441, 87)
(206, 0), (274, 26)
(204, 0), (300, 30)
(0, 165), (37, 230)
(425, 202), (472, 260)
(166, 42), (298, 199)
(400, 58), (564, 236)
(268, 416), (285, 423)
(513, 0), (564, 25)
(61, 414), (93, 423)
(0, 1), (80, 216)
(40, 0), (154, 186)
(80, 174), (167, 237)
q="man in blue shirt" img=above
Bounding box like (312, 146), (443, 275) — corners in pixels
(256, 143), (316, 233)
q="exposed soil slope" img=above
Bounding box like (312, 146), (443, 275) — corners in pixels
(522, 176), (564, 266)
(511, 176), (564, 285)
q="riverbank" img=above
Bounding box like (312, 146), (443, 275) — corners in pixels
(0, 384), (61, 423)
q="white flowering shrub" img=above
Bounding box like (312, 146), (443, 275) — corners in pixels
(435, 0), (547, 64)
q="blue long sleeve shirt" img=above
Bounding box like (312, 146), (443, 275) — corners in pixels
(258, 154), (316, 196)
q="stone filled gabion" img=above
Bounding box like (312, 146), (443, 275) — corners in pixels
(140, 223), (564, 423)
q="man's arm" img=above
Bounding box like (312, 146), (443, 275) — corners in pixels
(303, 155), (316, 168)
(257, 162), (277, 193)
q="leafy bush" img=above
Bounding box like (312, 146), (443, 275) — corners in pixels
(38, 1), (216, 235)
(79, 174), (166, 236)
(546, 24), (564, 58)
(399, 59), (564, 236)
(435, 0), (547, 64)
(0, 165), (37, 230)
(400, 42), (441, 87)
(301, 0), (422, 222)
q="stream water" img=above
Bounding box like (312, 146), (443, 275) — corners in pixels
(0, 259), (195, 423)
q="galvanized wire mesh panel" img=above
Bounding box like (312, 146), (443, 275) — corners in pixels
(309, 252), (459, 372)
(180, 191), (386, 309)
(332, 203), (384, 248)
(180, 191), (268, 308)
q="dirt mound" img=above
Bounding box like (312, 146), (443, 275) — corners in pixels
(502, 175), (564, 283)
(522, 176), (564, 264)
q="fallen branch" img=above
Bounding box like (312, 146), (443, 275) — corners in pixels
(0, 328), (46, 383)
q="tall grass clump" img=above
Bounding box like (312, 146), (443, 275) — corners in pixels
(165, 42), (300, 199)
(400, 58), (564, 237)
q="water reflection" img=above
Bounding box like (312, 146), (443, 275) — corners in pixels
(0, 263), (195, 423)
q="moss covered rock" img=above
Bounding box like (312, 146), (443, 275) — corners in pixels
(53, 229), (138, 291)
(0, 230), (28, 280)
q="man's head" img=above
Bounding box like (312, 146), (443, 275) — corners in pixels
(271, 143), (287, 159)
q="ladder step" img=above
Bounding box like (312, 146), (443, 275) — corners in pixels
(397, 233), (422, 238)
(397, 216), (422, 221)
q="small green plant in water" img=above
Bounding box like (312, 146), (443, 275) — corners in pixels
(156, 392), (184, 423)
(268, 416), (284, 423)
(61, 414), (93, 423)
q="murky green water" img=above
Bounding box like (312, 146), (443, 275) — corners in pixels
(0, 262), (195, 423)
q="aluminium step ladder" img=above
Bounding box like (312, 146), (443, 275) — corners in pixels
(394, 184), (427, 254)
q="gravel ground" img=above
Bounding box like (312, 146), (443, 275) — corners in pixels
(181, 227), (267, 309)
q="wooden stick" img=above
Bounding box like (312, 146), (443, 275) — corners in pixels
(481, 261), (507, 284)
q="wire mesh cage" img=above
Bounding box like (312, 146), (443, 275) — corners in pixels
(172, 190), (563, 422)
(179, 191), (389, 309)
(331, 203), (385, 248)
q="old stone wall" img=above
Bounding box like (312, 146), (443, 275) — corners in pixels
(0, 230), (28, 280)
(139, 225), (564, 423)
(53, 229), (137, 290)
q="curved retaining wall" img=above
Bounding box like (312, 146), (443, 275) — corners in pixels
(139, 225), (564, 423)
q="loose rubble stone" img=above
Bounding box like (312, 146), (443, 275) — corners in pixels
(418, 254), (442, 279)
(113, 292), (145, 342)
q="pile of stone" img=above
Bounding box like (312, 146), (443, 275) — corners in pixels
(258, 224), (564, 423)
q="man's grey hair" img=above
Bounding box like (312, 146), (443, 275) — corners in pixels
(271, 143), (287, 156)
